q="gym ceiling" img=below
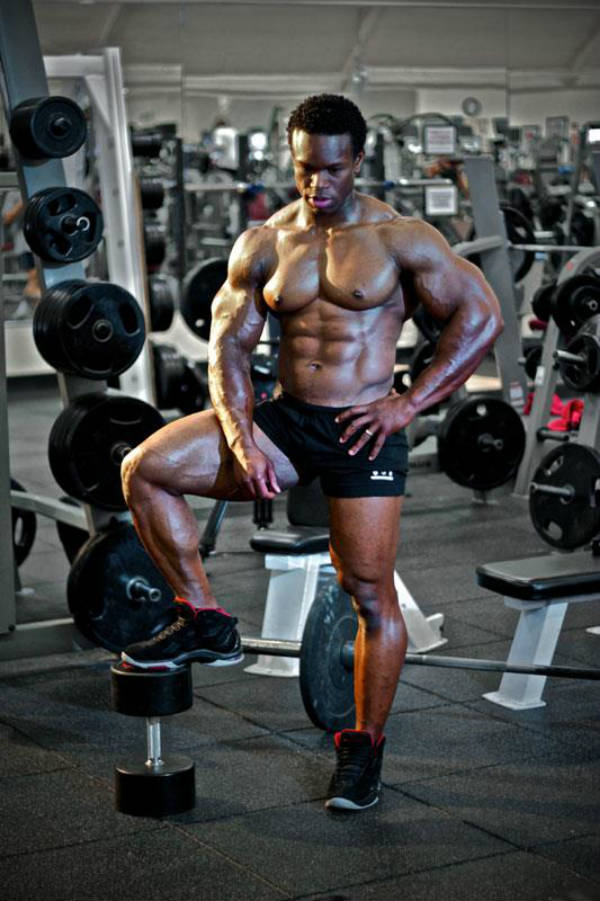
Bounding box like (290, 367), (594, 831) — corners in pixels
(31, 1), (600, 100)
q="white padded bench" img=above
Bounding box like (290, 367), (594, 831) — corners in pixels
(247, 525), (446, 677)
(476, 551), (600, 710)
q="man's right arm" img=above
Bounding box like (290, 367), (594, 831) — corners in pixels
(208, 228), (280, 497)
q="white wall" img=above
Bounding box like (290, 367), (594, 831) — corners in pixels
(509, 90), (600, 128)
(416, 88), (508, 120)
(126, 89), (416, 142)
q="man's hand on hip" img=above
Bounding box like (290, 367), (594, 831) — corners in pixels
(335, 390), (417, 461)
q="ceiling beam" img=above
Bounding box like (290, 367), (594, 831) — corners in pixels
(34, 0), (600, 9)
(122, 63), (600, 97)
(567, 14), (600, 70)
(97, 3), (122, 45)
(339, 6), (383, 91)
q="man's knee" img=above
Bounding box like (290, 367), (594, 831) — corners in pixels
(121, 444), (162, 505)
(333, 563), (396, 628)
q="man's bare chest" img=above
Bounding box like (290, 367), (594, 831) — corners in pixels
(262, 227), (401, 314)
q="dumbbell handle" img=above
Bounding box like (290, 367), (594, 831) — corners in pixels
(554, 349), (586, 364)
(530, 481), (575, 500)
(146, 716), (163, 768)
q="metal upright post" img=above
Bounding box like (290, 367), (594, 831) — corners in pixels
(463, 157), (528, 413)
(0, 174), (17, 635)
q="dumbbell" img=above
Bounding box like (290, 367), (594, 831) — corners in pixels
(111, 662), (195, 817)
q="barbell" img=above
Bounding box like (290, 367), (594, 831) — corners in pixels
(66, 524), (600, 733)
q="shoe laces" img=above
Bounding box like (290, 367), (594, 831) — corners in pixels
(334, 741), (373, 782)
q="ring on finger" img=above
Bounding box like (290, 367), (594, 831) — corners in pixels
(365, 428), (374, 437)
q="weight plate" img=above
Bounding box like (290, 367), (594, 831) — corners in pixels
(23, 187), (103, 263)
(558, 316), (600, 393)
(524, 345), (543, 381)
(468, 205), (536, 283)
(531, 281), (556, 323)
(181, 257), (228, 341)
(551, 274), (600, 336)
(529, 443), (600, 549)
(33, 280), (145, 378)
(9, 95), (87, 160)
(140, 178), (165, 211)
(68, 522), (174, 652)
(299, 572), (356, 732)
(502, 204), (536, 283)
(48, 393), (165, 511)
(55, 496), (88, 564)
(10, 478), (36, 567)
(131, 133), (163, 158)
(438, 396), (526, 491)
(148, 275), (175, 332)
(143, 223), (166, 268)
(152, 343), (187, 409)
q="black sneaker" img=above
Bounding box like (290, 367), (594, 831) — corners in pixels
(325, 729), (385, 811)
(121, 603), (243, 670)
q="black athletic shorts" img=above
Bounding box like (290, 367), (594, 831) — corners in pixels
(253, 391), (409, 498)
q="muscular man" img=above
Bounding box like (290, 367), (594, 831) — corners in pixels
(121, 94), (502, 812)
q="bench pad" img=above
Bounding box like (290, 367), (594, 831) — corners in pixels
(250, 527), (330, 555)
(476, 551), (600, 601)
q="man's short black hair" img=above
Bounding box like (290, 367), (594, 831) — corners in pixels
(287, 94), (367, 158)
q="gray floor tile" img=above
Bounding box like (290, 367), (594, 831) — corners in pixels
(403, 748), (600, 847)
(0, 768), (157, 858)
(0, 826), (284, 901)
(189, 793), (512, 896)
(298, 850), (600, 901)
(532, 834), (600, 886)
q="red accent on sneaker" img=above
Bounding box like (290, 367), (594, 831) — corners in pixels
(174, 597), (232, 617)
(334, 729), (384, 748)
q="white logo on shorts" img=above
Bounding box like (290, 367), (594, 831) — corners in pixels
(370, 470), (394, 481)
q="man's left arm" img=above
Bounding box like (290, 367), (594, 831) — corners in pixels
(337, 219), (503, 460)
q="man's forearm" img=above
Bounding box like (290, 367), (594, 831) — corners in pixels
(406, 304), (502, 414)
(208, 338), (256, 452)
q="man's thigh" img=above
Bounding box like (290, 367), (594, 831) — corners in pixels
(327, 495), (404, 578)
(131, 408), (300, 499)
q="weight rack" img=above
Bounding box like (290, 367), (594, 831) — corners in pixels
(0, 0), (158, 660)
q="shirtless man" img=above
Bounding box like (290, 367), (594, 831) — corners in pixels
(121, 94), (502, 812)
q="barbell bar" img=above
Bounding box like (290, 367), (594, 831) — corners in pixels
(241, 636), (600, 681)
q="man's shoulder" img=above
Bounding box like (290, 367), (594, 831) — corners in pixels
(263, 199), (301, 229)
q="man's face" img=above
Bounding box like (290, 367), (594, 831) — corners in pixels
(290, 130), (364, 216)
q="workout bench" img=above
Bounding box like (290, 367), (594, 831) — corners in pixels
(247, 524), (446, 678)
(476, 551), (600, 710)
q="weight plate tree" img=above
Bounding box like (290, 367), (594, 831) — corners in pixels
(33, 280), (145, 379)
(48, 393), (165, 511)
(68, 522), (175, 652)
(438, 396), (526, 490)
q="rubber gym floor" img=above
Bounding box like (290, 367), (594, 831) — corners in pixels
(1, 375), (599, 901)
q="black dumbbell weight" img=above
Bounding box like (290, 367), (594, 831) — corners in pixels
(111, 663), (195, 817)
